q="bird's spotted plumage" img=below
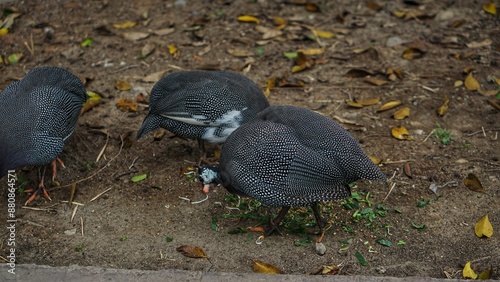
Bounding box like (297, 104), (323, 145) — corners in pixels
(0, 66), (87, 176)
(137, 70), (270, 144)
(199, 105), (386, 233)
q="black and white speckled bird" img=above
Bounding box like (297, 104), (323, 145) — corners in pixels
(136, 70), (270, 156)
(0, 66), (87, 204)
(199, 105), (386, 236)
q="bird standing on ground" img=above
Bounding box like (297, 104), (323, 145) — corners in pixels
(137, 70), (270, 159)
(198, 105), (387, 236)
(0, 66), (87, 204)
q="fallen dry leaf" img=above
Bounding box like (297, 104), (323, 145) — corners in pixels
(392, 107), (410, 120)
(357, 97), (381, 106)
(464, 173), (485, 193)
(475, 214), (494, 238)
(487, 98), (500, 112)
(227, 48), (253, 57)
(113, 21), (137, 29)
(81, 91), (102, 114)
(115, 80), (132, 91)
(305, 2), (321, 12)
(483, 2), (496, 15)
(298, 48), (324, 56)
(402, 47), (425, 60)
(176, 245), (208, 258)
(321, 264), (340, 275)
(391, 126), (411, 140)
(378, 101), (402, 112)
(364, 77), (389, 86)
(121, 31), (149, 41)
(237, 15), (259, 24)
(369, 155), (382, 165)
(478, 268), (493, 280)
(478, 88), (498, 96)
(436, 95), (449, 116)
(116, 98), (138, 112)
(366, 0), (384, 11)
(464, 72), (480, 91)
(141, 42), (155, 58)
(142, 70), (168, 82)
(463, 262), (478, 279)
(153, 27), (175, 36)
(345, 68), (373, 78)
(404, 163), (413, 178)
(168, 44), (179, 58)
(252, 260), (283, 274)
(312, 29), (334, 39)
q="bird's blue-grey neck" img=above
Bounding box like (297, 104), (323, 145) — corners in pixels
(198, 166), (220, 184)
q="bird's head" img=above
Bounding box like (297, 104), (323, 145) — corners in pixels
(197, 166), (220, 194)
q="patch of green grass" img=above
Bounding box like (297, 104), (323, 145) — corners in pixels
(434, 122), (452, 145)
(75, 243), (84, 252)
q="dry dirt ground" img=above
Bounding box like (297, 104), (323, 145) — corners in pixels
(1, 0), (499, 279)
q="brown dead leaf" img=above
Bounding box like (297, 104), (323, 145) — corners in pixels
(464, 173), (485, 193)
(273, 17), (287, 26)
(464, 72), (480, 91)
(305, 3), (321, 12)
(247, 226), (265, 232)
(367, 0), (383, 11)
(255, 25), (283, 40)
(176, 245), (208, 258)
(153, 27), (175, 36)
(121, 31), (149, 41)
(252, 260), (283, 274)
(487, 98), (500, 112)
(436, 95), (449, 116)
(227, 48), (253, 57)
(116, 98), (138, 112)
(466, 38), (492, 48)
(404, 163), (413, 178)
(478, 88), (498, 96)
(141, 42), (155, 58)
(142, 70), (168, 82)
(364, 77), (389, 86)
(345, 68), (373, 78)
(321, 264), (340, 275)
(115, 80), (132, 91)
(378, 101), (402, 112)
(153, 128), (167, 141)
(402, 47), (425, 60)
(392, 106), (410, 120)
(391, 126), (411, 140)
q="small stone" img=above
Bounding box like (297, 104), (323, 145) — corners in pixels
(64, 228), (77, 235)
(315, 242), (327, 256)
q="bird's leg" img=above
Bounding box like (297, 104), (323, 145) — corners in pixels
(264, 206), (291, 237)
(197, 139), (208, 165)
(311, 203), (328, 242)
(25, 166), (53, 205)
(51, 157), (66, 182)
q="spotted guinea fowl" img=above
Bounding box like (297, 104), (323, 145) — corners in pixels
(198, 105), (386, 236)
(0, 66), (87, 204)
(136, 70), (270, 158)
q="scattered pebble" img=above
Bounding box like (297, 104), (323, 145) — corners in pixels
(315, 242), (326, 256)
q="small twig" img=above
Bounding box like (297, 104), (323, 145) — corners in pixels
(482, 127), (486, 138)
(421, 129), (436, 143)
(60, 200), (84, 206)
(383, 182), (396, 202)
(57, 135), (124, 189)
(0, 255), (10, 263)
(383, 159), (415, 165)
(90, 187), (112, 202)
(191, 194), (209, 204)
(21, 206), (56, 212)
(464, 128), (500, 136)
(80, 217), (84, 236)
(129, 157), (139, 170)
(68, 182), (77, 206)
(96, 133), (110, 163)
(23, 33), (35, 56)
(70, 205), (78, 223)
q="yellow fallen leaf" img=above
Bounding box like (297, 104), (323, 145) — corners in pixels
(392, 107), (410, 120)
(116, 98), (138, 112)
(369, 155), (382, 165)
(298, 48), (324, 56)
(113, 21), (137, 29)
(465, 72), (480, 91)
(176, 245), (208, 258)
(357, 97), (381, 106)
(378, 101), (402, 112)
(478, 268), (493, 280)
(464, 173), (485, 193)
(346, 100), (364, 108)
(252, 260), (283, 274)
(392, 11), (406, 18)
(463, 262), (478, 279)
(237, 15), (259, 24)
(483, 2), (496, 15)
(115, 80), (132, 91)
(391, 126), (411, 140)
(453, 80), (463, 87)
(436, 95), (449, 116)
(0, 28), (8, 36)
(475, 214), (493, 238)
(273, 17), (287, 26)
(291, 65), (307, 73)
(402, 47), (425, 60)
(478, 88), (499, 96)
(168, 44), (179, 58)
(81, 91), (102, 114)
(312, 29), (334, 39)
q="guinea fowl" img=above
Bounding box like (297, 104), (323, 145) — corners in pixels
(0, 66), (87, 204)
(137, 70), (270, 160)
(198, 105), (386, 236)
